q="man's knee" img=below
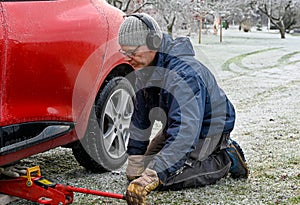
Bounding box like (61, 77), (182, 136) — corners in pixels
(159, 149), (231, 190)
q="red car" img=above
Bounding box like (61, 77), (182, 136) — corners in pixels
(0, 0), (135, 172)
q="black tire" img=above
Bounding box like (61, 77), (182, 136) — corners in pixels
(72, 77), (134, 172)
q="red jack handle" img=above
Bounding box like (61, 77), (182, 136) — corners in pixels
(61, 185), (125, 200)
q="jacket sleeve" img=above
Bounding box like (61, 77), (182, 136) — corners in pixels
(127, 89), (152, 155)
(147, 61), (206, 183)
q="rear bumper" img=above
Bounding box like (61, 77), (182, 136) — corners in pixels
(0, 121), (74, 156)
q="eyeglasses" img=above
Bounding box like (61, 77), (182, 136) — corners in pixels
(119, 45), (140, 57)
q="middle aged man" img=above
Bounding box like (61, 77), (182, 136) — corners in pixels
(118, 13), (249, 205)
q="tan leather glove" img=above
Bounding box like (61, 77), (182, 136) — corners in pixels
(126, 168), (161, 205)
(126, 155), (146, 181)
(0, 165), (27, 178)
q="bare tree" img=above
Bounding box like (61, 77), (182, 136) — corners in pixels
(106, 0), (155, 13)
(154, 0), (185, 37)
(224, 1), (257, 31)
(249, 0), (299, 38)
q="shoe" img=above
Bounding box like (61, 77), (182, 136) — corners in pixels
(226, 139), (249, 179)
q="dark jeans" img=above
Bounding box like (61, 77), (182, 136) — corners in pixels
(145, 132), (231, 190)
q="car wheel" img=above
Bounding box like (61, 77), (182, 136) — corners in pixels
(72, 77), (134, 172)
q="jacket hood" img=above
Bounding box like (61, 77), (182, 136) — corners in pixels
(158, 33), (195, 58)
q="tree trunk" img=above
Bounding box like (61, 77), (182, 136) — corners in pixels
(167, 26), (173, 36)
(278, 20), (286, 39)
(166, 16), (176, 37)
(279, 28), (286, 39)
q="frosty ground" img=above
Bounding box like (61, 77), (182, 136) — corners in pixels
(9, 28), (300, 205)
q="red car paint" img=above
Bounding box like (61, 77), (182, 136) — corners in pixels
(0, 0), (130, 165)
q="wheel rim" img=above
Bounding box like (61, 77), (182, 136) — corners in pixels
(101, 88), (133, 159)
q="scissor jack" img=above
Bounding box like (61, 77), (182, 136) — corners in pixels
(0, 166), (125, 204)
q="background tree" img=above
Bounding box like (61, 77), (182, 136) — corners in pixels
(249, 0), (299, 38)
(106, 0), (179, 37)
(154, 0), (192, 37)
(106, 0), (155, 13)
(225, 1), (258, 31)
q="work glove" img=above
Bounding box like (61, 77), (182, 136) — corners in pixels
(126, 168), (161, 205)
(0, 165), (27, 178)
(126, 155), (146, 181)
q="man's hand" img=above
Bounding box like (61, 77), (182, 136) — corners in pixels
(126, 155), (145, 181)
(126, 168), (160, 205)
(0, 165), (27, 178)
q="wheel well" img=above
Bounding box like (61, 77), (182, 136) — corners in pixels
(63, 64), (134, 149)
(99, 63), (134, 93)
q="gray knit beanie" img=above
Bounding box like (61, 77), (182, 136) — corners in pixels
(118, 13), (163, 46)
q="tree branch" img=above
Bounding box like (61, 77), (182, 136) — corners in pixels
(132, 1), (154, 13)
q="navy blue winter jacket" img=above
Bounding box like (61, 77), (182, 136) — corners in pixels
(127, 34), (235, 182)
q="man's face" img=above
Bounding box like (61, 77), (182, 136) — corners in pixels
(119, 45), (156, 69)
